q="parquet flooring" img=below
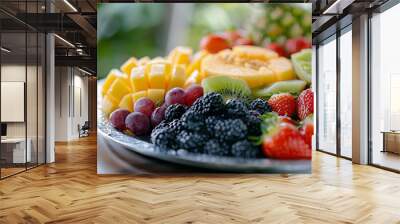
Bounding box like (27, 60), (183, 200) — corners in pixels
(1, 135), (400, 224)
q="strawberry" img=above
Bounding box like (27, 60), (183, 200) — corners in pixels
(268, 93), (296, 117)
(266, 43), (287, 57)
(285, 37), (311, 55)
(297, 88), (314, 120)
(262, 122), (311, 160)
(200, 34), (231, 54)
(300, 116), (314, 147)
(279, 115), (297, 126)
(234, 38), (254, 46)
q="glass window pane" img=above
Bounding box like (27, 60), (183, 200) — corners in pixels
(339, 29), (352, 158)
(371, 4), (400, 171)
(318, 37), (337, 154)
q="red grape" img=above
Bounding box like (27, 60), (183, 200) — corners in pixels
(109, 109), (130, 130)
(165, 87), (185, 106)
(134, 97), (155, 117)
(125, 112), (150, 136)
(151, 106), (166, 127)
(184, 85), (204, 106)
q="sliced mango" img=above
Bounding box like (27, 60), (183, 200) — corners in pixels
(138, 57), (150, 66)
(167, 65), (186, 90)
(101, 69), (128, 96)
(130, 66), (148, 92)
(147, 89), (165, 105)
(131, 90), (148, 104)
(119, 94), (134, 112)
(147, 63), (171, 89)
(102, 94), (119, 115)
(186, 50), (208, 78)
(168, 46), (193, 66)
(120, 57), (137, 77)
(184, 70), (202, 88)
(106, 73), (132, 103)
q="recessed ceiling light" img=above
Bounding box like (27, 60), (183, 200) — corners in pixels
(78, 67), (92, 76)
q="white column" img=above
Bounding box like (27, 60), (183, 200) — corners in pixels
(46, 33), (55, 163)
(352, 14), (369, 164)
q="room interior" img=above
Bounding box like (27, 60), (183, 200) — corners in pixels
(0, 0), (400, 223)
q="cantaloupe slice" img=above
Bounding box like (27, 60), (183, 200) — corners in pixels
(232, 45), (278, 62)
(267, 57), (296, 81)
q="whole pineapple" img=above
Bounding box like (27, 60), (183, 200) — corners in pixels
(247, 4), (312, 46)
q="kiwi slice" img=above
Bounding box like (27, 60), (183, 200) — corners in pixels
(291, 49), (312, 84)
(253, 80), (307, 99)
(201, 76), (251, 101)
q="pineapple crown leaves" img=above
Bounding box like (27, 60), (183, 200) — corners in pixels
(249, 112), (280, 145)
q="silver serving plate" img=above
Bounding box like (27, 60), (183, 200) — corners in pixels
(98, 108), (311, 173)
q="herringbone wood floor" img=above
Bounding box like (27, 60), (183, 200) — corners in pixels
(1, 135), (400, 224)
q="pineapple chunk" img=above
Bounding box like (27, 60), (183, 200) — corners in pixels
(184, 70), (202, 88)
(130, 66), (148, 92)
(168, 46), (193, 65)
(106, 73), (132, 103)
(267, 57), (296, 81)
(102, 94), (119, 115)
(131, 90), (148, 104)
(186, 50), (208, 78)
(119, 94), (134, 112)
(147, 63), (171, 89)
(233, 45), (278, 62)
(120, 57), (137, 77)
(167, 65), (186, 90)
(147, 89), (165, 105)
(101, 69), (128, 96)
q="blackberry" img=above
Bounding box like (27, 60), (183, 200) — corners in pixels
(213, 119), (247, 142)
(151, 128), (175, 149)
(205, 115), (223, 134)
(190, 92), (224, 115)
(176, 130), (207, 151)
(225, 99), (248, 118)
(249, 99), (271, 115)
(203, 139), (230, 156)
(243, 114), (262, 136)
(231, 140), (261, 158)
(168, 119), (184, 135)
(181, 110), (205, 132)
(249, 110), (261, 117)
(165, 104), (187, 122)
(153, 120), (169, 131)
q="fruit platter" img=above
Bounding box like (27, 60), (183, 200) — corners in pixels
(98, 31), (313, 173)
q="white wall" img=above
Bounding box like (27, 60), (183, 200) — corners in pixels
(54, 67), (89, 141)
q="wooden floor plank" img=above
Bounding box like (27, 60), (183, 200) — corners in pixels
(0, 135), (400, 224)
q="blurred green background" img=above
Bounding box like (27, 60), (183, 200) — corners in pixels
(97, 3), (311, 79)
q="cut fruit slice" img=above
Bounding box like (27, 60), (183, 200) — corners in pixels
(131, 90), (148, 104)
(147, 63), (171, 89)
(291, 49), (312, 84)
(168, 46), (193, 65)
(184, 70), (202, 88)
(167, 65), (186, 90)
(130, 66), (148, 92)
(201, 53), (276, 88)
(147, 89), (165, 105)
(253, 80), (307, 99)
(232, 45), (278, 62)
(138, 57), (150, 66)
(106, 74), (132, 103)
(202, 76), (251, 100)
(186, 50), (208, 77)
(119, 94), (134, 112)
(101, 69), (128, 96)
(267, 57), (296, 81)
(102, 94), (119, 115)
(120, 57), (137, 77)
